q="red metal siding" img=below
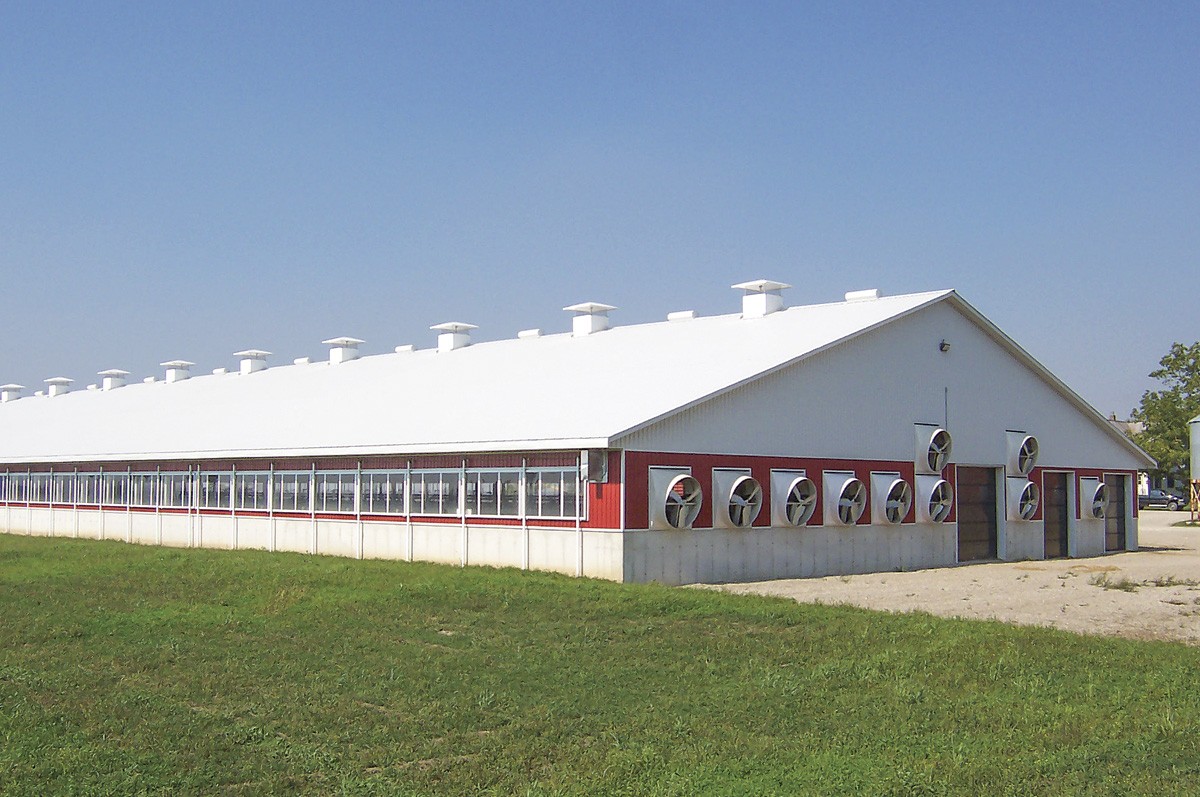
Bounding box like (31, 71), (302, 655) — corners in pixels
(624, 451), (927, 529)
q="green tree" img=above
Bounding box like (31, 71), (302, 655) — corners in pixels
(1130, 341), (1200, 483)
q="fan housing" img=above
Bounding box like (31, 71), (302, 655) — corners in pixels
(648, 467), (703, 530)
(824, 471), (867, 526)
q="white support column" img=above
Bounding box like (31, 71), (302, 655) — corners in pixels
(355, 461), (364, 560)
(405, 461), (413, 562)
(155, 466), (163, 546)
(521, 459), (529, 571)
(460, 460), (468, 568)
(576, 456), (584, 578)
(268, 464), (276, 553)
(72, 467), (79, 539)
(310, 463), (317, 555)
(126, 466), (132, 543)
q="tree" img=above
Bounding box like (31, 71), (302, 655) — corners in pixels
(1130, 341), (1200, 483)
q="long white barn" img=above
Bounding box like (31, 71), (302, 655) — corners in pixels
(0, 281), (1152, 584)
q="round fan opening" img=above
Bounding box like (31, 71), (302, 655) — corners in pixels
(1016, 435), (1039, 476)
(1090, 483), (1108, 519)
(926, 429), (953, 472)
(784, 477), (818, 526)
(837, 478), (867, 525)
(726, 476), (763, 528)
(928, 480), (954, 523)
(664, 475), (702, 529)
(883, 479), (912, 524)
(1017, 481), (1040, 520)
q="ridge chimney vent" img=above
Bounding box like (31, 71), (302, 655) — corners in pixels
(394, 344), (415, 353)
(233, 349), (271, 375)
(212, 367), (228, 375)
(430, 322), (477, 352)
(667, 310), (697, 321)
(161, 360), (195, 383)
(293, 356), (312, 365)
(845, 288), (881, 302)
(98, 369), (130, 391)
(45, 377), (73, 397)
(0, 384), (25, 403)
(143, 376), (156, 384)
(564, 302), (616, 336)
(517, 328), (542, 339)
(732, 279), (791, 318)
(322, 337), (365, 364)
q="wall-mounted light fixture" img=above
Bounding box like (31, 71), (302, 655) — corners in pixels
(939, 339), (951, 353)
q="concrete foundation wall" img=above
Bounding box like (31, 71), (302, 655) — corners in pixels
(625, 522), (959, 585)
(0, 508), (625, 581)
(1001, 520), (1045, 562)
(1073, 518), (1107, 558)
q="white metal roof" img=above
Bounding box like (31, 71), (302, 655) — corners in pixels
(0, 289), (1150, 465)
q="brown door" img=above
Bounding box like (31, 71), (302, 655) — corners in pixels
(1104, 474), (1128, 551)
(957, 466), (998, 561)
(1043, 472), (1069, 558)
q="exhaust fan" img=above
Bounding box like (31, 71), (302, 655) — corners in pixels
(915, 425), (953, 475)
(915, 475), (954, 523)
(771, 470), (818, 527)
(871, 472), (912, 525)
(713, 468), (763, 529)
(1081, 478), (1107, 519)
(824, 471), (867, 526)
(1006, 477), (1040, 521)
(649, 467), (703, 530)
(1006, 432), (1039, 476)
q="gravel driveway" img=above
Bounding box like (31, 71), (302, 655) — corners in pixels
(712, 510), (1200, 645)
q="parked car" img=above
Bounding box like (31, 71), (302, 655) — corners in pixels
(1138, 489), (1185, 511)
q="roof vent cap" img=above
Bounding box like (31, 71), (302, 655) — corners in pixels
(430, 322), (477, 352)
(0, 384), (25, 403)
(143, 376), (156, 384)
(845, 288), (882, 302)
(667, 310), (697, 322)
(45, 376), (73, 397)
(233, 349), (271, 375)
(564, 302), (616, 336)
(732, 279), (791, 318)
(212, 367), (228, 375)
(517, 328), (542, 339)
(98, 369), (130, 391)
(161, 360), (195, 383)
(394, 344), (415, 354)
(322, 337), (365, 364)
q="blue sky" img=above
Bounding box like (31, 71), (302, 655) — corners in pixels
(1, 2), (1196, 417)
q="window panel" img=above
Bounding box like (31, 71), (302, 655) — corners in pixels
(272, 472), (311, 513)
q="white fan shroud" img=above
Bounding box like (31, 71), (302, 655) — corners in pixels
(1006, 477), (1040, 521)
(1007, 433), (1040, 476)
(1089, 482), (1108, 519)
(929, 480), (953, 522)
(914, 426), (954, 474)
(915, 476), (954, 523)
(883, 480), (913, 524)
(770, 470), (818, 527)
(825, 472), (867, 526)
(783, 477), (818, 526)
(649, 468), (704, 530)
(725, 475), (763, 528)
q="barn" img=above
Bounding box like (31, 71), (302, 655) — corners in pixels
(0, 281), (1152, 584)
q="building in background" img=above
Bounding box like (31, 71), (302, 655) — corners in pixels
(0, 281), (1153, 584)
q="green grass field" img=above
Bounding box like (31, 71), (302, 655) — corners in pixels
(1, 535), (1198, 796)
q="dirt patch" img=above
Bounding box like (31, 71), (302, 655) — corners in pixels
(710, 511), (1200, 645)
